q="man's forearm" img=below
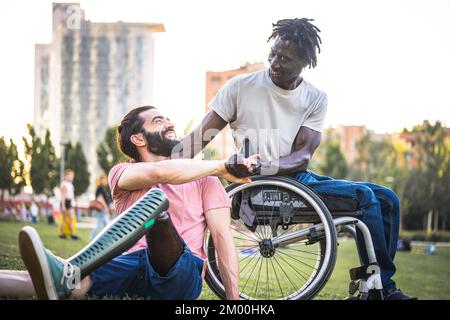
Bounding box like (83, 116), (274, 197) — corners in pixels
(260, 153), (310, 176)
(119, 159), (223, 191)
(214, 232), (240, 300)
(151, 159), (224, 185)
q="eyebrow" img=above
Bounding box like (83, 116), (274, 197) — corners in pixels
(270, 48), (293, 59)
(151, 115), (170, 122)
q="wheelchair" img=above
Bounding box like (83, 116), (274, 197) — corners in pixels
(204, 175), (384, 300)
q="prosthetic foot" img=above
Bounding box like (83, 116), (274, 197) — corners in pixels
(19, 188), (168, 299)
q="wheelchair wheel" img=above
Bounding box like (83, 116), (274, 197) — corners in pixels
(205, 176), (337, 300)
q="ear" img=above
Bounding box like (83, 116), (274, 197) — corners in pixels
(130, 133), (146, 147)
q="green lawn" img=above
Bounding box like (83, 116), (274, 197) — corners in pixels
(1, 220), (449, 300)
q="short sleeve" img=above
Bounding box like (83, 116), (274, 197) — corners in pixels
(208, 76), (240, 123)
(200, 176), (231, 213)
(302, 94), (328, 132)
(108, 163), (132, 199)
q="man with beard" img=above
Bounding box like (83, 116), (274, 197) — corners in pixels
(0, 106), (257, 300)
(179, 18), (416, 300)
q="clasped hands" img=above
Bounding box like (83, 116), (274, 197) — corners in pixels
(219, 153), (262, 184)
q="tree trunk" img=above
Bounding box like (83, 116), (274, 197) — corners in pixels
(433, 211), (439, 232)
(427, 210), (433, 235)
(0, 189), (4, 214)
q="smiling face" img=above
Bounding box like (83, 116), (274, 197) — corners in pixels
(268, 37), (306, 89)
(137, 108), (180, 157)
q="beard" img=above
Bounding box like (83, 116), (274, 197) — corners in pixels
(143, 128), (181, 157)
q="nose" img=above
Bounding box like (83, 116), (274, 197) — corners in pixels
(165, 119), (175, 130)
(269, 56), (281, 71)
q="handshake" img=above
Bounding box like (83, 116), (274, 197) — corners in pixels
(221, 153), (262, 182)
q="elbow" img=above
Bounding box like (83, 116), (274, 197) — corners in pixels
(301, 155), (311, 169)
(282, 155), (310, 175)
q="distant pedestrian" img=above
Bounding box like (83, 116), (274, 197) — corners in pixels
(19, 203), (27, 222)
(30, 202), (39, 224)
(59, 169), (79, 240)
(90, 175), (112, 240)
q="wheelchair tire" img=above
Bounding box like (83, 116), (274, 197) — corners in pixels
(205, 176), (337, 300)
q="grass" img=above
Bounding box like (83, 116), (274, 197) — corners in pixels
(1, 220), (450, 300)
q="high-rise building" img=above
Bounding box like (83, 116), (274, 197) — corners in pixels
(205, 62), (265, 158)
(34, 3), (164, 192)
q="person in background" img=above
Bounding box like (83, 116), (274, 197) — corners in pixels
(30, 202), (39, 224)
(90, 175), (112, 240)
(60, 169), (79, 240)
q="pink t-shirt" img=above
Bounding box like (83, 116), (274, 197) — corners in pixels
(108, 162), (231, 260)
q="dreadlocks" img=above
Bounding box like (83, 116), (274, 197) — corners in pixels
(268, 18), (322, 69)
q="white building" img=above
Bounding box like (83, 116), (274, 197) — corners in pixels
(34, 3), (164, 195)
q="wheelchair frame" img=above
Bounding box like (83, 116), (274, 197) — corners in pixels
(204, 176), (384, 300)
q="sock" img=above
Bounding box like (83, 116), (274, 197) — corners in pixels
(68, 188), (169, 278)
(146, 212), (184, 276)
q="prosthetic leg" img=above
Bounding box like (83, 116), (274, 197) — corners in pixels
(69, 188), (169, 278)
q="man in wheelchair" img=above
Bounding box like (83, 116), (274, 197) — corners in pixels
(180, 18), (416, 300)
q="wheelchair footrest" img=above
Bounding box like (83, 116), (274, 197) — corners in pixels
(349, 263), (381, 281)
(348, 264), (384, 300)
(349, 265), (370, 281)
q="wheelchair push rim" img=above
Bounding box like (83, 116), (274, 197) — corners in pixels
(205, 176), (338, 300)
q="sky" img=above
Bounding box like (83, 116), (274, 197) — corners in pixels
(0, 0), (449, 149)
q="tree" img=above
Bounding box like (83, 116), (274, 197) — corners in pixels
(65, 142), (90, 197)
(7, 139), (26, 196)
(351, 133), (398, 187)
(0, 137), (10, 209)
(317, 137), (348, 179)
(97, 126), (127, 174)
(408, 121), (450, 233)
(22, 126), (59, 197)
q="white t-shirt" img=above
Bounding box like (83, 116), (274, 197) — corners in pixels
(209, 69), (328, 164)
(61, 180), (75, 200)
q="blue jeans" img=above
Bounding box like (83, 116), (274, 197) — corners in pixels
(90, 210), (110, 240)
(88, 245), (204, 299)
(292, 170), (400, 291)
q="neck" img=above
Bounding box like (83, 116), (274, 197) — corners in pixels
(140, 152), (169, 163)
(277, 77), (303, 90)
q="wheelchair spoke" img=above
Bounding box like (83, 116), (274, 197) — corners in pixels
(272, 253), (299, 294)
(261, 185), (270, 239)
(232, 236), (259, 243)
(234, 243), (260, 249)
(239, 249), (260, 273)
(282, 246), (322, 258)
(237, 244), (260, 254)
(207, 243), (260, 268)
(250, 203), (266, 240)
(253, 255), (264, 298)
(276, 249), (318, 271)
(275, 251), (310, 282)
(266, 258), (269, 299)
(269, 257), (284, 299)
(241, 254), (262, 294)
(231, 226), (260, 243)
